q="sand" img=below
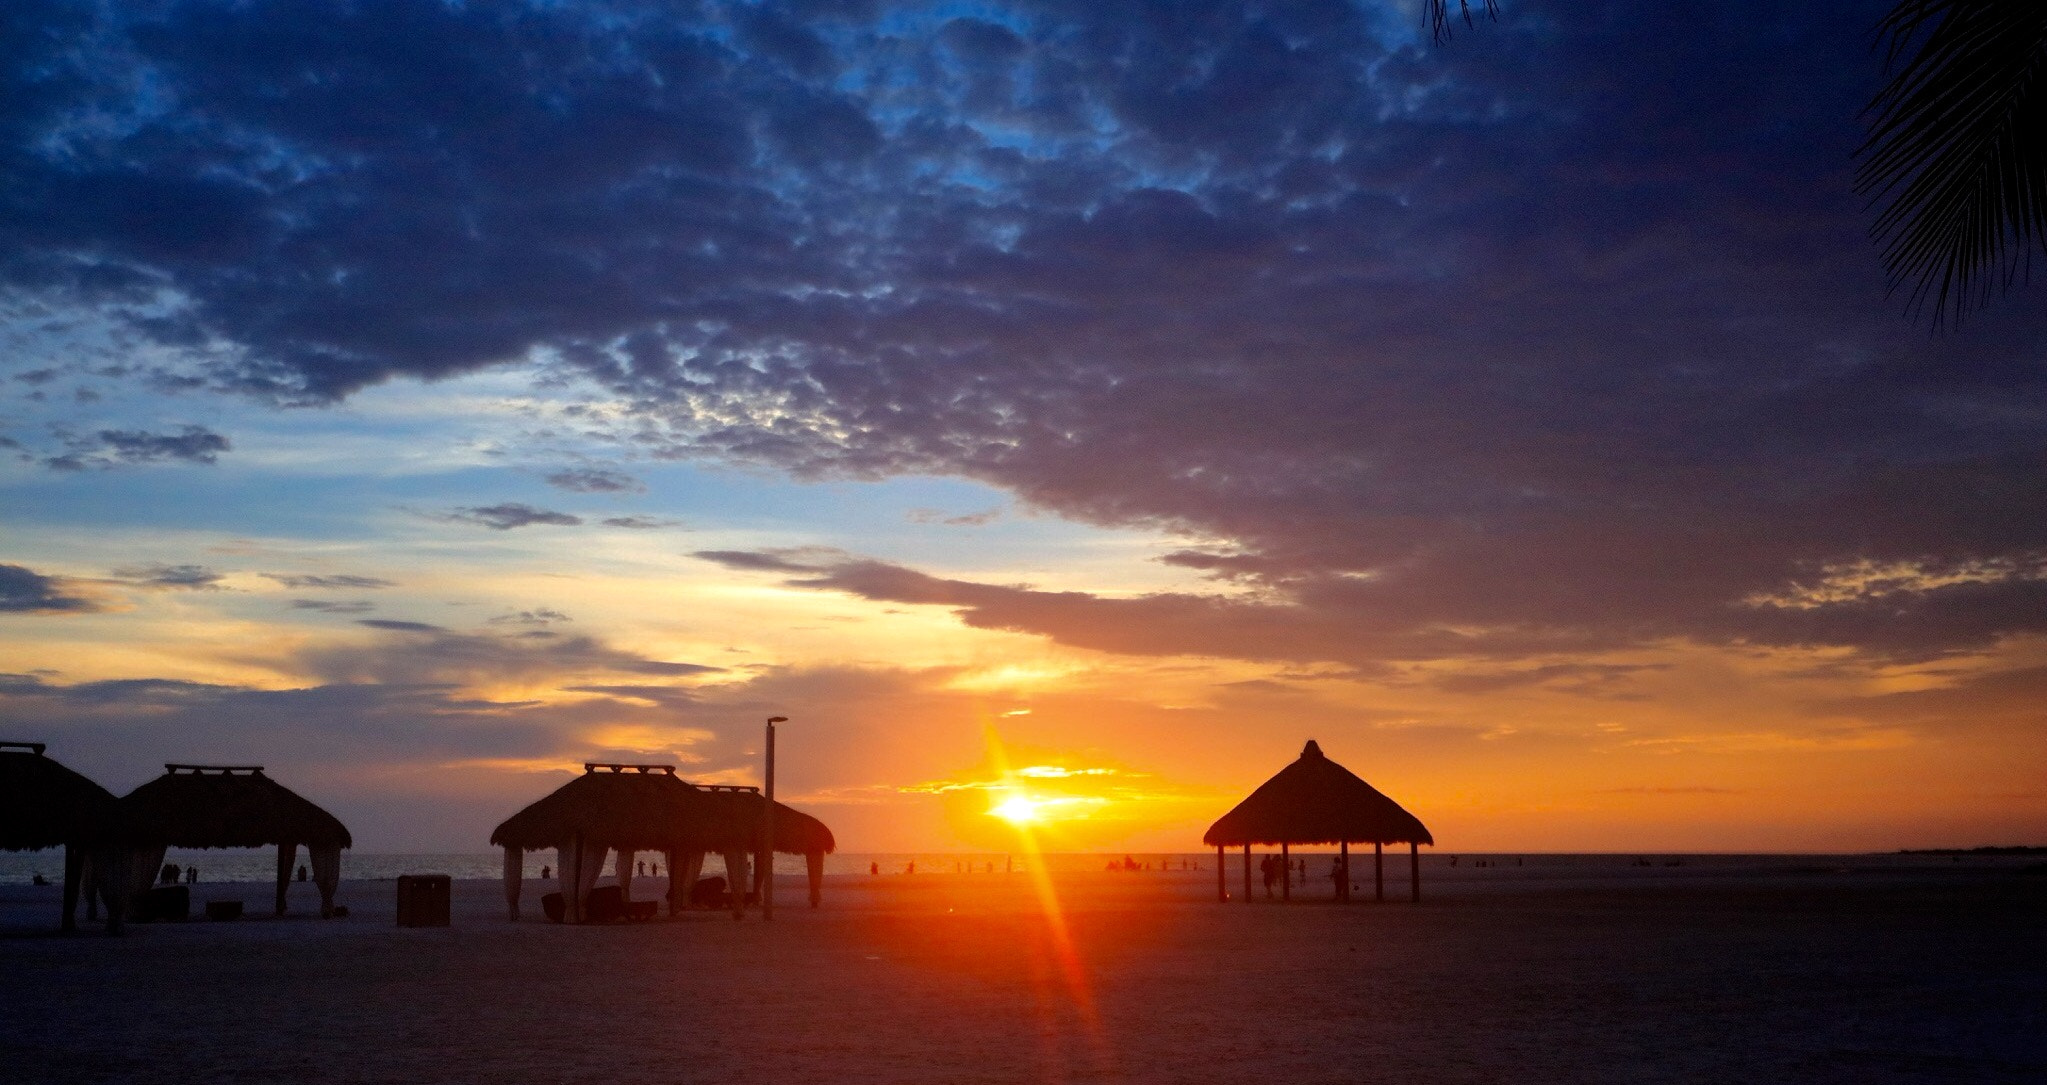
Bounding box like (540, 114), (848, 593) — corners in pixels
(2, 861), (2043, 1084)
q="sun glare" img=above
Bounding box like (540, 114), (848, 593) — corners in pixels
(990, 794), (1043, 825)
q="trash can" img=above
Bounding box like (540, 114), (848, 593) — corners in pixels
(395, 874), (451, 927)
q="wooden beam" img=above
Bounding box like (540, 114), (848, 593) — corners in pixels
(1338, 840), (1349, 903)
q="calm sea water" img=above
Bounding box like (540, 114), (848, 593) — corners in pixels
(0, 849), (2009, 886)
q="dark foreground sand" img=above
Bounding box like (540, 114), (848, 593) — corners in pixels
(3, 863), (2043, 1084)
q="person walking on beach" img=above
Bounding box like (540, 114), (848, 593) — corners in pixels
(1260, 855), (1278, 898)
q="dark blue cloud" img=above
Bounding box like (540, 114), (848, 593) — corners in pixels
(0, 563), (98, 613)
(438, 503), (583, 530)
(41, 425), (230, 470)
(6, 1), (2046, 664)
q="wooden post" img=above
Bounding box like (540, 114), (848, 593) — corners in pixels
(275, 841), (296, 916)
(1339, 840), (1349, 903)
(1216, 844), (1226, 902)
(762, 718), (779, 921)
(1374, 841), (1384, 902)
(1410, 841), (1421, 903)
(1241, 843), (1251, 904)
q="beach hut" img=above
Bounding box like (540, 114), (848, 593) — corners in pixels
(690, 786), (838, 910)
(490, 764), (840, 922)
(1202, 739), (1433, 903)
(0, 741), (122, 932)
(118, 764), (351, 918)
(491, 763), (738, 921)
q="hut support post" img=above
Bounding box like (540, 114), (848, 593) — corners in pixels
(1410, 841), (1420, 903)
(722, 849), (749, 919)
(679, 850), (706, 909)
(503, 846), (522, 921)
(568, 833), (584, 923)
(1241, 844), (1251, 904)
(616, 848), (635, 905)
(1280, 842), (1291, 901)
(309, 844), (341, 918)
(1339, 841), (1350, 903)
(1375, 841), (1384, 902)
(1216, 845), (1225, 902)
(664, 847), (682, 915)
(806, 850), (824, 908)
(275, 841), (297, 916)
(61, 846), (83, 932)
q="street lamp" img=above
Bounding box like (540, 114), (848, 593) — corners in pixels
(764, 716), (786, 920)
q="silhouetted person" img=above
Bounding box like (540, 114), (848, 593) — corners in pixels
(637, 861), (646, 877)
(185, 865), (197, 884)
(651, 862), (659, 877)
(870, 861), (879, 876)
(297, 864), (308, 882)
(1260, 855), (1278, 898)
(32, 873), (48, 886)
(906, 861), (915, 875)
(541, 865), (551, 880)
(161, 863), (180, 885)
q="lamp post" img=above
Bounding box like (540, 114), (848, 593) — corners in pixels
(764, 716), (785, 921)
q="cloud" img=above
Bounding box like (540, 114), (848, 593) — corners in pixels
(544, 467), (644, 494)
(0, 564), (100, 613)
(5, 0), (2046, 671)
(41, 426), (231, 471)
(489, 608), (572, 626)
(289, 599), (374, 614)
(111, 563), (226, 590)
(264, 573), (397, 590)
(355, 619), (446, 634)
(908, 507), (1003, 527)
(438, 503), (583, 530)
(599, 516), (679, 530)
(306, 621), (722, 686)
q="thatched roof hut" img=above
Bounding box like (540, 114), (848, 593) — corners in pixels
(490, 763), (702, 853)
(1, 742), (120, 931)
(489, 763), (839, 922)
(119, 765), (351, 917)
(0, 742), (119, 852)
(1203, 740), (1432, 903)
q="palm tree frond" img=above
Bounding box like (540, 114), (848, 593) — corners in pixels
(1857, 0), (2047, 328)
(1424, 0), (1499, 46)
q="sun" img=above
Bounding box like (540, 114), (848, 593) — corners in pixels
(989, 794), (1043, 826)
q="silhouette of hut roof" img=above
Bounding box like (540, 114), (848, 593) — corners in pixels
(1203, 740), (1432, 847)
(491, 764), (711, 852)
(490, 763), (837, 855)
(691, 787), (838, 855)
(120, 765), (351, 849)
(0, 742), (120, 851)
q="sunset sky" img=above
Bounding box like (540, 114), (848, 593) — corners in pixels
(3, 0), (2044, 854)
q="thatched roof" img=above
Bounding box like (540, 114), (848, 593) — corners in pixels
(489, 764), (837, 855)
(491, 764), (707, 852)
(0, 742), (120, 851)
(120, 765), (352, 849)
(691, 787), (838, 855)
(1203, 740), (1432, 847)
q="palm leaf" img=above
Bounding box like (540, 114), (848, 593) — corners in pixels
(1857, 0), (2047, 327)
(1425, 0), (1499, 45)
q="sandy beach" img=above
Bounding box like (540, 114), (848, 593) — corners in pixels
(3, 858), (2042, 1084)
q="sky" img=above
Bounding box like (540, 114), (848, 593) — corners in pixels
(3, 0), (2044, 854)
